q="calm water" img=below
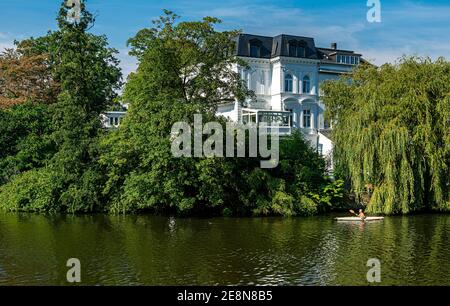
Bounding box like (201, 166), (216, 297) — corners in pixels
(0, 213), (449, 286)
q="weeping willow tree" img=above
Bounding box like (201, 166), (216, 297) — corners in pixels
(322, 57), (450, 214)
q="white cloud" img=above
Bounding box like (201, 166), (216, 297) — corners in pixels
(182, 3), (369, 57)
(0, 32), (14, 52)
(178, 1), (450, 65)
(0, 42), (14, 52)
(354, 1), (450, 64)
(117, 49), (137, 80)
(358, 47), (411, 66)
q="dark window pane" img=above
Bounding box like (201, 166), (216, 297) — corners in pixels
(285, 74), (293, 92)
(303, 109), (311, 128)
(302, 76), (310, 93)
(250, 44), (260, 57)
(298, 46), (306, 57)
(289, 44), (297, 57)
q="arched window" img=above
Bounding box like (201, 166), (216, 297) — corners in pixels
(302, 75), (311, 94)
(285, 74), (293, 92)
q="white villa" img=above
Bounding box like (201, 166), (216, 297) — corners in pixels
(217, 34), (364, 164)
(103, 33), (365, 167)
(101, 110), (127, 129)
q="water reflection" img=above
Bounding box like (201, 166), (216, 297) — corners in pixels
(0, 213), (448, 285)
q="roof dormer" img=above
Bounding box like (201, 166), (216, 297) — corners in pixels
(249, 39), (262, 58)
(288, 40), (307, 58)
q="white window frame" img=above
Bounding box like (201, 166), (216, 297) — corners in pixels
(259, 71), (265, 94)
(302, 75), (311, 94)
(285, 74), (293, 93)
(303, 109), (311, 128)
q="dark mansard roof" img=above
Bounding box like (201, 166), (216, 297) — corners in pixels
(234, 33), (361, 61)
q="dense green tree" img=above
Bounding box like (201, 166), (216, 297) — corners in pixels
(0, 103), (55, 185)
(126, 10), (251, 111)
(322, 57), (450, 214)
(0, 1), (122, 212)
(100, 11), (250, 214)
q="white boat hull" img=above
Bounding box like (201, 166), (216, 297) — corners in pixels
(335, 217), (384, 222)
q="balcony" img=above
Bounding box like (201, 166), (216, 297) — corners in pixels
(241, 109), (292, 136)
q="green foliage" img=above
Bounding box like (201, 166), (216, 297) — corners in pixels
(0, 1), (121, 213)
(313, 179), (346, 210)
(0, 168), (61, 213)
(126, 10), (252, 110)
(234, 131), (339, 217)
(271, 189), (295, 217)
(322, 57), (450, 214)
(295, 195), (318, 216)
(0, 103), (55, 185)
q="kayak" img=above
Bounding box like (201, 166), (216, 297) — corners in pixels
(335, 217), (384, 222)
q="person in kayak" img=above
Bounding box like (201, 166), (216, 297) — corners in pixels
(358, 209), (366, 220)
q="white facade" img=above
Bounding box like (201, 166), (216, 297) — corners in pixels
(102, 111), (127, 129)
(217, 34), (362, 165)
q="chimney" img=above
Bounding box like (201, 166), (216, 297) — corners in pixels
(331, 42), (337, 50)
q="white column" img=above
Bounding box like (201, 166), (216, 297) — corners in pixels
(299, 72), (303, 94)
(294, 73), (298, 93)
(300, 108), (304, 128)
(293, 110), (298, 128)
(281, 71), (284, 93)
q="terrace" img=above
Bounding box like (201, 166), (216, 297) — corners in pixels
(241, 109), (292, 136)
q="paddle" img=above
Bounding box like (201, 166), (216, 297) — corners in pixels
(349, 209), (358, 216)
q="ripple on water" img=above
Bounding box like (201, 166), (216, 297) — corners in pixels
(0, 213), (449, 285)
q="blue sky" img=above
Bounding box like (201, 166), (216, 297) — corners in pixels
(1, 0), (449, 77)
